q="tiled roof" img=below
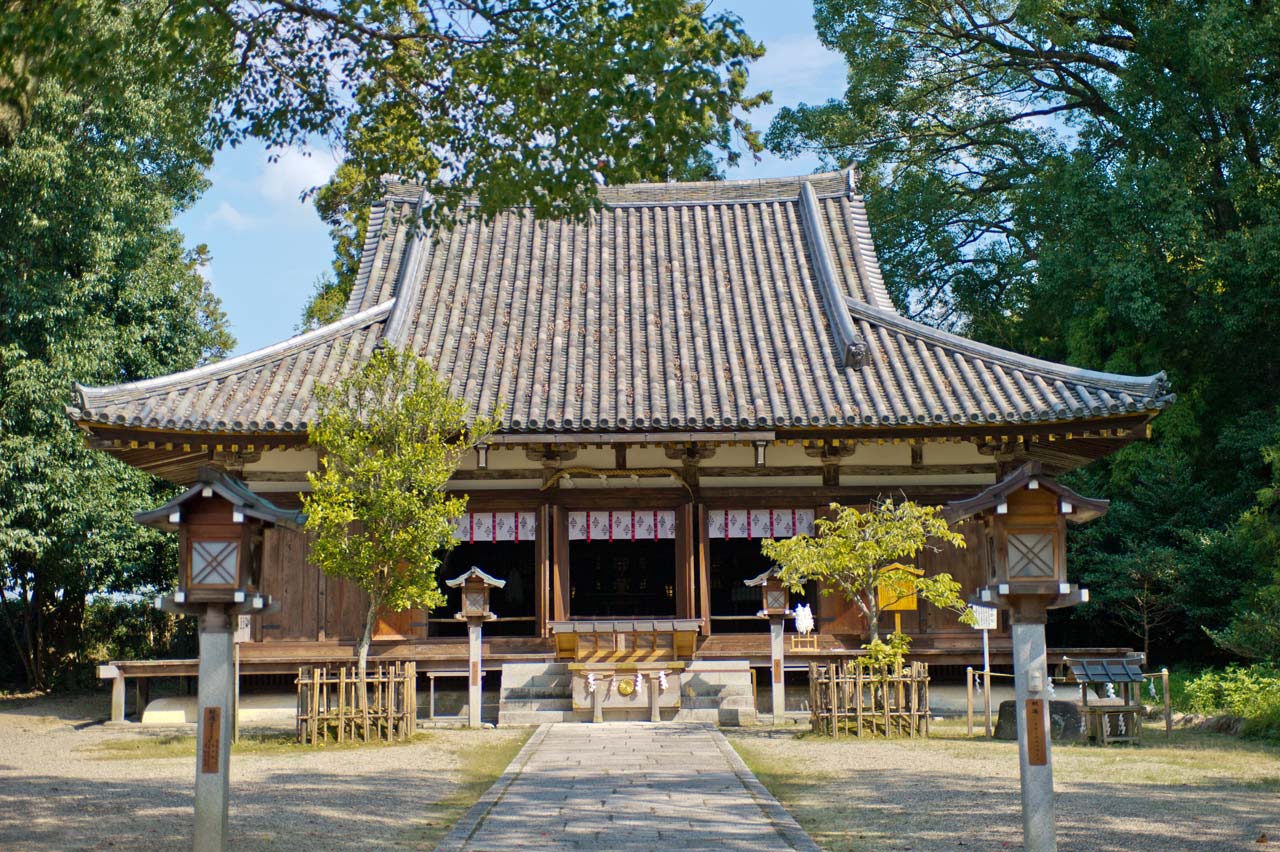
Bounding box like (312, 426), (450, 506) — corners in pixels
(70, 170), (1173, 435)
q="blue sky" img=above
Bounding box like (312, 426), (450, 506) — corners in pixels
(175, 1), (847, 356)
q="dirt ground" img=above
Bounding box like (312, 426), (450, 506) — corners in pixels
(0, 692), (527, 852)
(729, 721), (1280, 852)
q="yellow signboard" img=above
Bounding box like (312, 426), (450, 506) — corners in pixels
(877, 563), (924, 612)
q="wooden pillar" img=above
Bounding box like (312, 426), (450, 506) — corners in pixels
(551, 505), (569, 621)
(536, 504), (551, 637)
(675, 503), (695, 620)
(696, 504), (711, 635)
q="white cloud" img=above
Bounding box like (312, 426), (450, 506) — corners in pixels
(752, 33), (846, 103)
(259, 146), (343, 210)
(207, 201), (256, 232)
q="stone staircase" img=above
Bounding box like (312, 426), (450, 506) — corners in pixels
(496, 660), (758, 726)
(497, 662), (583, 726)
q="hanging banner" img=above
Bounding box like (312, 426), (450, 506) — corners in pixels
(567, 510), (677, 541)
(706, 508), (815, 540)
(451, 511), (537, 544)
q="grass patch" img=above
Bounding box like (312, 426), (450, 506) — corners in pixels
(402, 728), (532, 849)
(89, 730), (439, 760)
(731, 719), (1280, 852)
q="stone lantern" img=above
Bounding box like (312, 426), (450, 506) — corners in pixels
(136, 467), (297, 852)
(446, 567), (506, 728)
(945, 461), (1108, 852)
(745, 566), (792, 725)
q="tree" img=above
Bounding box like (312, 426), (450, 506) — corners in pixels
(762, 500), (970, 644)
(768, 0), (1280, 658)
(1209, 435), (1280, 662)
(0, 1), (234, 688)
(303, 347), (498, 681)
(4, 0), (768, 228)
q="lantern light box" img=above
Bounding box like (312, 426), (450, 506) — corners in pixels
(134, 467), (304, 603)
(945, 461), (1109, 616)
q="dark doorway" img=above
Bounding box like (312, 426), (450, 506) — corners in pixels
(708, 538), (773, 633)
(434, 542), (537, 636)
(570, 540), (676, 617)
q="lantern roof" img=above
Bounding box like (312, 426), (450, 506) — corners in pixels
(943, 461), (1109, 525)
(134, 467), (305, 532)
(445, 566), (506, 589)
(744, 565), (784, 587)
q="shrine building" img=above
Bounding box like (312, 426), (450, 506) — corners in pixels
(70, 170), (1172, 723)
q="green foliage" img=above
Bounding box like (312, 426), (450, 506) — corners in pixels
(0, 1), (233, 689)
(5, 0), (768, 229)
(298, 273), (350, 333)
(1183, 665), (1280, 741)
(861, 631), (912, 671)
(303, 347), (497, 674)
(770, 1), (1280, 660)
(762, 500), (971, 642)
(81, 597), (196, 669)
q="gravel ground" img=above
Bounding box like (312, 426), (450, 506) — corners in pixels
(728, 723), (1280, 852)
(0, 693), (526, 852)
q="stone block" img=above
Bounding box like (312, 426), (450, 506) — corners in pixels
(993, 699), (1083, 741)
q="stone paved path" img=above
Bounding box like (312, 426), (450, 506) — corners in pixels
(436, 723), (821, 852)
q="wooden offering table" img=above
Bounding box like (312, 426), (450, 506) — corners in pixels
(551, 620), (699, 721)
(549, 619), (700, 663)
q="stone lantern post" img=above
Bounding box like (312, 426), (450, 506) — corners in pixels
(137, 468), (296, 852)
(945, 461), (1108, 852)
(745, 566), (791, 725)
(446, 567), (505, 729)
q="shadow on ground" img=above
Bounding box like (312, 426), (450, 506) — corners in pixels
(735, 731), (1280, 852)
(0, 767), (461, 852)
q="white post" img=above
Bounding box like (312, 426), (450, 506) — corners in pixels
(467, 619), (483, 729)
(194, 605), (234, 852)
(770, 615), (785, 725)
(982, 626), (993, 738)
(1012, 618), (1055, 852)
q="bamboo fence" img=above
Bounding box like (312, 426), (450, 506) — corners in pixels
(809, 660), (931, 737)
(295, 661), (417, 745)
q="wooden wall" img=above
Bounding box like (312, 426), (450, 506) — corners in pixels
(257, 526), (373, 642)
(253, 500), (1000, 646)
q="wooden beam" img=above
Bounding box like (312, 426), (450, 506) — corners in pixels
(551, 505), (569, 621)
(696, 504), (712, 635)
(675, 503), (695, 620)
(536, 504), (551, 638)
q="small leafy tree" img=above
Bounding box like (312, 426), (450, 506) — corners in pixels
(762, 499), (972, 645)
(304, 347), (497, 682)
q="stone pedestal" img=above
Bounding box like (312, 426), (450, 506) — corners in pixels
(995, 700), (1083, 742)
(195, 606), (234, 852)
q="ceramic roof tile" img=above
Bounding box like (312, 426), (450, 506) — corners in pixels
(70, 170), (1173, 434)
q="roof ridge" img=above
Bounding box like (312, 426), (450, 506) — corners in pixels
(845, 296), (1171, 397)
(73, 299), (395, 406)
(382, 169), (858, 209)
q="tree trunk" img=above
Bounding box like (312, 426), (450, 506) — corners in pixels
(356, 600), (378, 738)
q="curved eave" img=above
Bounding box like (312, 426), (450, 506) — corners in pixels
(67, 300), (395, 431)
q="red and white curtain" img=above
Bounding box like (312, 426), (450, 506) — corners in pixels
(567, 510), (677, 541)
(452, 511), (537, 544)
(707, 508), (815, 540)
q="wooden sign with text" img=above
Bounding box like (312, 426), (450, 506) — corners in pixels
(1025, 699), (1047, 766)
(201, 706), (221, 774)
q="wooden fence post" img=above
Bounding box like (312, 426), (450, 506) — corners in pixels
(966, 666), (974, 736)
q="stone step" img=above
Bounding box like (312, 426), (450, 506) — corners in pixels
(498, 697), (574, 712)
(500, 686), (572, 700)
(498, 708), (589, 725)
